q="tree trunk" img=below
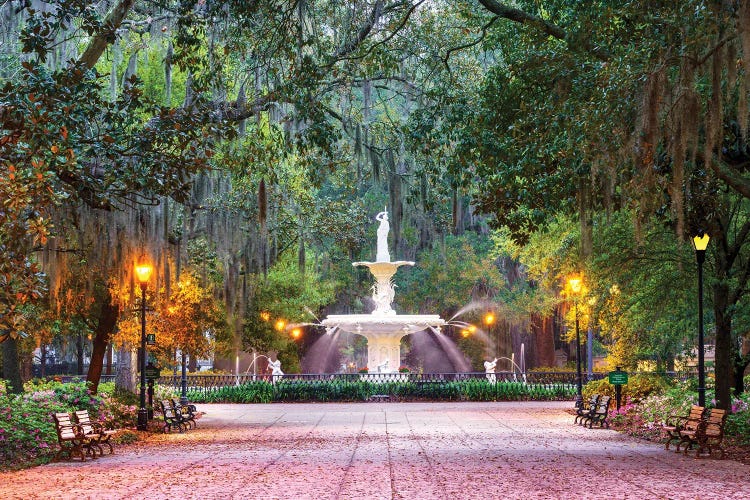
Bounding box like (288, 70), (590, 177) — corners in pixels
(114, 345), (136, 393)
(1, 337), (23, 394)
(105, 343), (113, 376)
(531, 313), (556, 368)
(86, 291), (120, 393)
(713, 281), (732, 410)
(76, 332), (84, 375)
(39, 344), (47, 377)
(734, 351), (749, 396)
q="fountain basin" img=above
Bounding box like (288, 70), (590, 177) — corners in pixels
(322, 314), (445, 371)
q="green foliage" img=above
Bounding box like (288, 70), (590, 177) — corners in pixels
(582, 374), (671, 402)
(244, 250), (335, 367)
(187, 379), (575, 403)
(187, 382), (274, 404)
(726, 392), (750, 445)
(398, 233), (505, 314)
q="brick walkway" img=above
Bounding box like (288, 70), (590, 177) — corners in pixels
(1, 402), (747, 499)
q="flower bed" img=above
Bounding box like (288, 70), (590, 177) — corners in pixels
(0, 380), (139, 470)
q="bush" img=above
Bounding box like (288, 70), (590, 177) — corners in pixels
(583, 374), (671, 402)
(185, 379), (575, 403)
(0, 381), (138, 470)
(726, 392), (750, 445)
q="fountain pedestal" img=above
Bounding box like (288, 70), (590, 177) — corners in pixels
(320, 209), (445, 373)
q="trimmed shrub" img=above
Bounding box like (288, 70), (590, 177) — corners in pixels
(186, 379), (575, 403)
(583, 373), (671, 402)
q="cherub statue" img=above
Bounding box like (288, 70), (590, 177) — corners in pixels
(484, 358), (498, 383)
(268, 359), (284, 383)
(377, 358), (390, 373)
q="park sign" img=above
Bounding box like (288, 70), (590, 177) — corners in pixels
(144, 364), (161, 380)
(608, 369), (628, 385)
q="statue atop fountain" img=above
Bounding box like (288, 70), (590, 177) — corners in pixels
(322, 209), (445, 374)
(352, 208), (414, 315)
(376, 209), (390, 262)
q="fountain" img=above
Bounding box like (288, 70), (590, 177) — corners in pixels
(321, 209), (445, 373)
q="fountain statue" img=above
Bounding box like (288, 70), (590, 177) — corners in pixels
(377, 358), (390, 373)
(484, 358), (498, 383)
(322, 209), (445, 373)
(268, 359), (284, 383)
(375, 209), (390, 262)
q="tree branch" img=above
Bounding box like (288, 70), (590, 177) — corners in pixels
(708, 156), (750, 199)
(77, 0), (137, 70)
(476, 0), (611, 61)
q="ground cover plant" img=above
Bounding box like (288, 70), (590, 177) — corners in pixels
(0, 380), (139, 470)
(185, 379), (576, 403)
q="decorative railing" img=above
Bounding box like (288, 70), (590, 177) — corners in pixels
(54, 370), (699, 393)
(153, 371), (698, 394)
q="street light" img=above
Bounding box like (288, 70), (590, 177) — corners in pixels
(135, 260), (153, 431)
(692, 233), (710, 407)
(568, 275), (584, 405)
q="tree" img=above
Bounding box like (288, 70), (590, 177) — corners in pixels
(440, 0), (750, 408)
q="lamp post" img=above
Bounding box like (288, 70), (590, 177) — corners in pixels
(180, 349), (188, 405)
(135, 261), (153, 431)
(692, 233), (710, 407)
(568, 276), (583, 405)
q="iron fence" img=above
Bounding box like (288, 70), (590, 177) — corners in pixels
(152, 370), (697, 395)
(47, 370), (699, 394)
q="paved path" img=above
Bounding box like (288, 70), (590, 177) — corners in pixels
(1, 402), (748, 499)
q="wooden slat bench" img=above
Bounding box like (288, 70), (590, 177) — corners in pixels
(52, 412), (96, 461)
(574, 395), (600, 425)
(75, 409), (117, 455)
(159, 399), (188, 433)
(679, 408), (727, 458)
(170, 398), (197, 429)
(582, 395), (611, 428)
(661, 405), (704, 451)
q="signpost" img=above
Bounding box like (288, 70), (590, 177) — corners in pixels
(608, 367), (628, 410)
(144, 363), (161, 380)
(144, 363), (161, 421)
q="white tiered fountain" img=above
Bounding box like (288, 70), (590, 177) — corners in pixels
(321, 209), (445, 373)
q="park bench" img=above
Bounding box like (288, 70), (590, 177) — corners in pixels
(581, 395), (611, 428)
(52, 412), (97, 461)
(159, 399), (188, 433)
(679, 408), (727, 458)
(368, 394), (391, 402)
(574, 394), (600, 425)
(74, 409), (117, 455)
(661, 405), (704, 451)
(170, 397), (197, 429)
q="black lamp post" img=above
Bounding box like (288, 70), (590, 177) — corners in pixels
(135, 261), (153, 431)
(692, 233), (710, 407)
(569, 276), (583, 405)
(180, 350), (188, 405)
